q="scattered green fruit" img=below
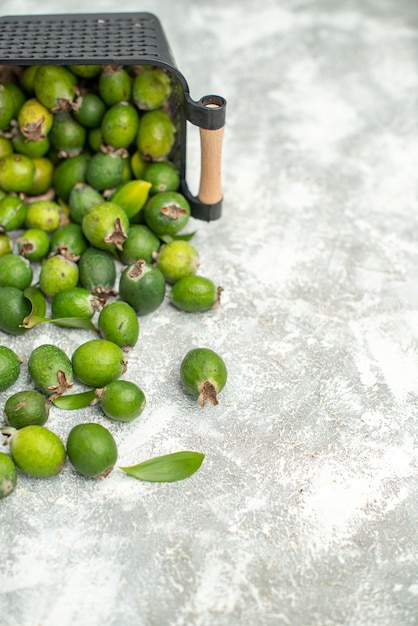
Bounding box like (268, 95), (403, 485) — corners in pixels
(72, 339), (126, 388)
(180, 347), (228, 406)
(9, 425), (66, 477)
(4, 390), (50, 428)
(0, 345), (21, 392)
(97, 300), (139, 351)
(0, 452), (17, 499)
(170, 275), (221, 312)
(66, 422), (118, 478)
(28, 343), (74, 396)
(99, 380), (146, 422)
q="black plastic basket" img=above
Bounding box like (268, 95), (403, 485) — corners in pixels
(0, 12), (226, 221)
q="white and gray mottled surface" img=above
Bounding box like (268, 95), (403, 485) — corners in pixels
(1, 1), (417, 624)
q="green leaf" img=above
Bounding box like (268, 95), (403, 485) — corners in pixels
(22, 315), (97, 331)
(52, 390), (98, 410)
(160, 231), (196, 244)
(119, 451), (205, 482)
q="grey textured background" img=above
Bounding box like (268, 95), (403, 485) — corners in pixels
(0, 1), (417, 625)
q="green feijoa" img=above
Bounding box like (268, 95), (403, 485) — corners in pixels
(0, 84), (14, 130)
(25, 200), (62, 232)
(98, 300), (139, 351)
(130, 150), (148, 179)
(17, 97), (53, 140)
(27, 156), (54, 196)
(120, 224), (161, 265)
(0, 136), (13, 158)
(78, 247), (116, 294)
(85, 152), (125, 191)
(4, 81), (26, 118)
(0, 452), (17, 499)
(39, 253), (79, 298)
(119, 260), (166, 316)
(66, 422), (118, 478)
(88, 127), (103, 153)
(28, 343), (74, 396)
(17, 228), (50, 261)
(0, 196), (27, 232)
(34, 65), (77, 111)
(157, 240), (199, 284)
(144, 161), (180, 195)
(9, 425), (66, 477)
(101, 102), (140, 149)
(4, 390), (50, 429)
(99, 66), (132, 106)
(72, 339), (126, 388)
(11, 130), (50, 159)
(0, 254), (33, 290)
(132, 67), (171, 111)
(82, 202), (130, 254)
(68, 65), (102, 78)
(49, 111), (86, 157)
(69, 183), (104, 224)
(99, 380), (145, 422)
(20, 66), (40, 95)
(109, 180), (152, 220)
(50, 223), (88, 258)
(144, 191), (191, 238)
(0, 233), (12, 257)
(171, 275), (221, 312)
(53, 152), (90, 202)
(0, 154), (35, 193)
(136, 109), (176, 160)
(0, 345), (21, 392)
(51, 287), (102, 319)
(73, 92), (106, 128)
(180, 347), (228, 407)
(0, 286), (31, 335)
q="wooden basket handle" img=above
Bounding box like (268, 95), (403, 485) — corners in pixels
(197, 101), (225, 205)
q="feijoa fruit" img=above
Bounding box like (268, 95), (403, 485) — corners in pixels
(28, 343), (74, 397)
(66, 422), (118, 478)
(99, 380), (146, 422)
(0, 345), (21, 392)
(0, 452), (17, 499)
(119, 260), (166, 316)
(97, 300), (139, 351)
(180, 347), (228, 407)
(4, 390), (50, 429)
(9, 425), (66, 477)
(71, 339), (126, 388)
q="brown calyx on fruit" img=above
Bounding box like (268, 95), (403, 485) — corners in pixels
(21, 118), (46, 142)
(48, 370), (74, 401)
(103, 217), (128, 251)
(128, 259), (146, 278)
(198, 381), (219, 407)
(160, 204), (187, 220)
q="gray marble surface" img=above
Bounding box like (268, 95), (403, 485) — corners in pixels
(0, 1), (417, 625)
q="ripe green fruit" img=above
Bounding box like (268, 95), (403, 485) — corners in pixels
(4, 81), (26, 118)
(17, 97), (53, 140)
(9, 425), (66, 477)
(17, 228), (50, 261)
(144, 191), (190, 238)
(0, 286), (31, 335)
(0, 84), (14, 130)
(101, 102), (139, 149)
(0, 253), (33, 290)
(180, 347), (228, 406)
(49, 223), (88, 259)
(85, 152), (124, 191)
(120, 224), (160, 265)
(66, 422), (118, 478)
(136, 109), (176, 159)
(78, 247), (116, 294)
(170, 275), (221, 312)
(73, 92), (106, 128)
(49, 111), (86, 157)
(157, 240), (199, 284)
(68, 65), (102, 78)
(0, 195), (27, 232)
(39, 254), (79, 297)
(0, 154), (35, 193)
(132, 67), (171, 110)
(0, 136), (13, 158)
(4, 390), (50, 429)
(51, 287), (102, 319)
(82, 202), (130, 254)
(69, 183), (103, 224)
(72, 339), (126, 388)
(119, 260), (166, 316)
(28, 343), (74, 397)
(0, 233), (12, 257)
(0, 345), (21, 392)
(53, 153), (90, 202)
(11, 130), (51, 159)
(97, 301), (139, 351)
(34, 65), (77, 111)
(0, 452), (17, 499)
(27, 156), (54, 195)
(144, 161), (180, 195)
(25, 200), (62, 232)
(99, 66), (131, 106)
(99, 380), (146, 422)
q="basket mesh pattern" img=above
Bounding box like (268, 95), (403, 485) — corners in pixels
(0, 13), (171, 63)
